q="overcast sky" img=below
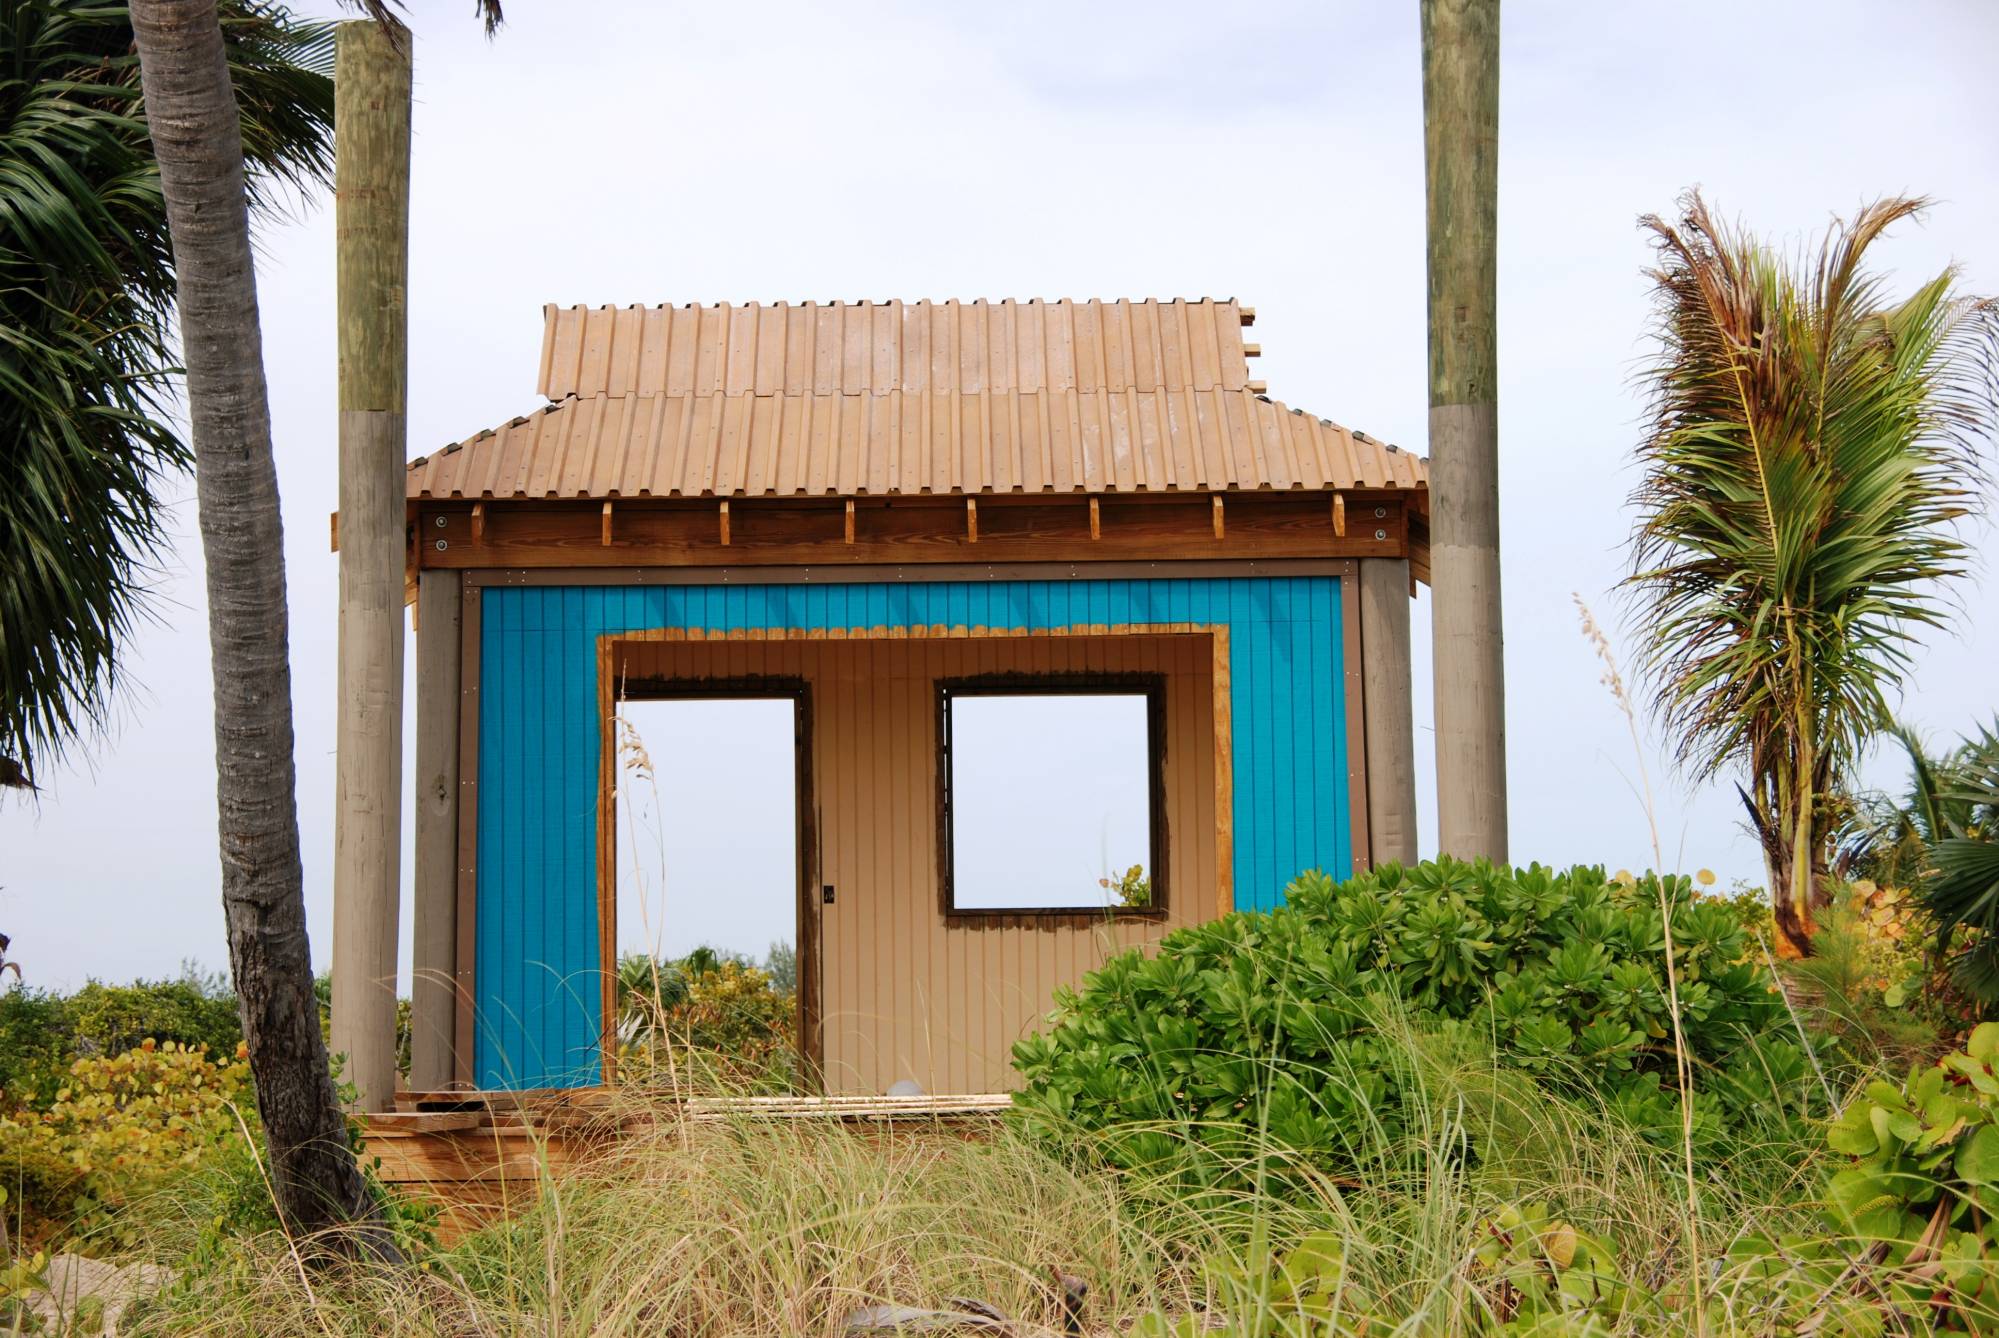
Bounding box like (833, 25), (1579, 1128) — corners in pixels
(4, 0), (1996, 990)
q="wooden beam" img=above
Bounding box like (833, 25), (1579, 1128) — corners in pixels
(470, 502), (485, 544)
(843, 498), (855, 545)
(330, 510), (340, 552)
(600, 501), (614, 547)
(1360, 558), (1418, 865)
(1246, 380), (1268, 394)
(1332, 492), (1346, 538)
(1238, 305), (1256, 326)
(331, 18), (412, 1116)
(716, 499), (729, 546)
(1242, 343), (1262, 358)
(965, 496), (978, 543)
(410, 569), (461, 1092)
(416, 493), (1413, 569)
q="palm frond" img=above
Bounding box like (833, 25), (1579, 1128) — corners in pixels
(0, 0), (334, 775)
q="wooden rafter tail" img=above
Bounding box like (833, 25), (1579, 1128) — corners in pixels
(1089, 495), (1101, 540)
(1332, 491), (1346, 538)
(966, 496), (978, 543)
(1211, 494), (1225, 540)
(601, 500), (614, 547)
(330, 510), (340, 552)
(843, 498), (856, 545)
(470, 502), (486, 544)
(717, 499), (730, 546)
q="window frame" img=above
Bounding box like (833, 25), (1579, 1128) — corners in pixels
(935, 673), (1169, 921)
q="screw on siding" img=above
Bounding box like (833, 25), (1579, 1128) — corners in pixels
(1374, 506), (1386, 518)
(434, 515), (447, 528)
(435, 538), (448, 551)
(1374, 529), (1387, 540)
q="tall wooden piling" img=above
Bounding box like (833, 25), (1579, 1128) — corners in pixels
(1421, 0), (1509, 863)
(331, 19), (411, 1114)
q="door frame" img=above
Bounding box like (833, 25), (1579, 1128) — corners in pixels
(603, 673), (821, 1090)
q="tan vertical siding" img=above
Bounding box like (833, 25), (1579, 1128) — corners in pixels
(615, 631), (1217, 1094)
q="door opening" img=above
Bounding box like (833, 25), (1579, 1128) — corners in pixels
(613, 686), (814, 1090)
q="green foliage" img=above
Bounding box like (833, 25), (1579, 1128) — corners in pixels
(65, 977), (242, 1061)
(1921, 725), (1999, 1003)
(1625, 194), (1998, 951)
(0, 0), (334, 775)
(1012, 859), (1803, 1190)
(0, 1039), (253, 1252)
(0, 986), (73, 1102)
(0, 972), (242, 1104)
(1100, 863), (1152, 908)
(1131, 1229), (1384, 1337)
(618, 950), (798, 1090)
(1685, 1022), (1999, 1333)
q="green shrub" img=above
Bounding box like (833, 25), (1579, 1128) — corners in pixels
(0, 1039), (253, 1252)
(0, 974), (242, 1105)
(0, 987), (75, 1102)
(1011, 858), (1805, 1189)
(65, 977), (241, 1059)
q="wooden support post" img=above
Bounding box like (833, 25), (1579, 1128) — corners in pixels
(601, 501), (614, 546)
(1211, 494), (1225, 540)
(331, 19), (412, 1115)
(409, 569), (460, 1091)
(1423, 0), (1508, 862)
(1089, 495), (1101, 540)
(716, 499), (729, 546)
(965, 497), (978, 543)
(1359, 559), (1419, 866)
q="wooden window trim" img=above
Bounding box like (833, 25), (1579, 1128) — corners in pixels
(935, 673), (1170, 923)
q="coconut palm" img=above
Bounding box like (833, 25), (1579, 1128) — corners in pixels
(125, 0), (399, 1256)
(1626, 193), (1997, 959)
(0, 0), (335, 786)
(129, 0), (501, 1255)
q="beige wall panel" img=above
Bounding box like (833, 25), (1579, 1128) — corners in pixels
(614, 630), (1217, 1094)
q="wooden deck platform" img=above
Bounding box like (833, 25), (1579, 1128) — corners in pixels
(364, 1090), (1012, 1243)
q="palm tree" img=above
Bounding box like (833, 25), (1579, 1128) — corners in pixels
(128, 0), (499, 1254)
(125, 0), (398, 1253)
(1626, 193), (1997, 958)
(1, 0), (334, 787)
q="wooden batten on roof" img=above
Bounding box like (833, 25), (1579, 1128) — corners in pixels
(396, 299), (1432, 579)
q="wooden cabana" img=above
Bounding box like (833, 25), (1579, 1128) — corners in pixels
(393, 297), (1429, 1100)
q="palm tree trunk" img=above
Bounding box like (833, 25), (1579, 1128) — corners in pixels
(129, 0), (395, 1256)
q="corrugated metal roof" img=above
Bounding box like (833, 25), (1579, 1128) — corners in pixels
(408, 299), (1428, 501)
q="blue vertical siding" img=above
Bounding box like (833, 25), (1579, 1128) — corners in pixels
(473, 575), (1353, 1088)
